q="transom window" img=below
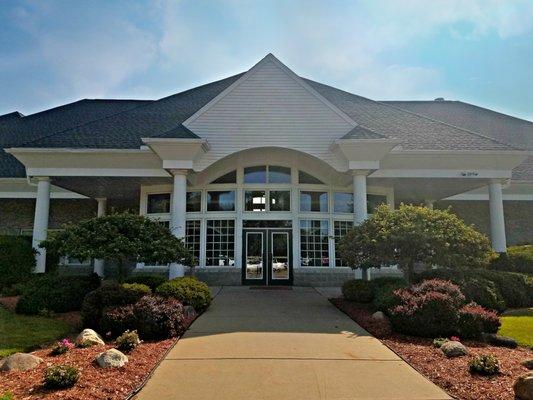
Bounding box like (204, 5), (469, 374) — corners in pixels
(298, 170), (324, 184)
(244, 190), (266, 212)
(244, 165), (291, 184)
(333, 192), (353, 213)
(300, 220), (329, 267)
(207, 190), (236, 212)
(211, 170), (237, 184)
(368, 194), (388, 214)
(186, 191), (202, 212)
(300, 191), (328, 212)
(244, 190), (291, 212)
(147, 193), (170, 214)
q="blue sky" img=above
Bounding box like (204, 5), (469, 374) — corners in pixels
(1, 0), (532, 120)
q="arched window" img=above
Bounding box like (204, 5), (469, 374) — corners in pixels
(298, 170), (324, 184)
(211, 170), (237, 184)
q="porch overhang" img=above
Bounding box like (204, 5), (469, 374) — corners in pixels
(141, 138), (209, 170)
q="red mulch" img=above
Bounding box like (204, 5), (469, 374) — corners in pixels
(0, 296), (19, 312)
(331, 298), (533, 400)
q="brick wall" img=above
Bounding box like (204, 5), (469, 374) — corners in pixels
(436, 200), (533, 245)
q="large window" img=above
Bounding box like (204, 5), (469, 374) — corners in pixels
(368, 194), (387, 214)
(185, 220), (201, 265)
(333, 192), (353, 213)
(300, 220), (329, 267)
(300, 191), (328, 212)
(334, 220), (353, 267)
(147, 193), (170, 214)
(244, 165), (291, 184)
(244, 190), (266, 212)
(186, 191), (202, 212)
(207, 191), (235, 212)
(206, 220), (235, 266)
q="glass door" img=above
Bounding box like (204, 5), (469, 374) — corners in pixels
(243, 230), (266, 285)
(268, 231), (292, 285)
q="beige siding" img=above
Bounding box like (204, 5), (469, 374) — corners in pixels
(187, 59), (353, 171)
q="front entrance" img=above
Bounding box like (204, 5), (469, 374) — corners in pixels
(242, 228), (293, 285)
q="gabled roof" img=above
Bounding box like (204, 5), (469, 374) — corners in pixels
(341, 125), (386, 140)
(382, 100), (533, 181)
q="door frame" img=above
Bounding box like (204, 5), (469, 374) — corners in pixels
(242, 227), (293, 285)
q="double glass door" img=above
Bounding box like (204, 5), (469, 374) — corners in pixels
(242, 228), (292, 285)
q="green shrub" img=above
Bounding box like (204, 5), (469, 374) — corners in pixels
(460, 278), (506, 312)
(102, 295), (186, 339)
(156, 277), (211, 312)
(490, 245), (533, 274)
(121, 283), (151, 295)
(0, 392), (14, 400)
(0, 235), (35, 291)
(469, 354), (500, 375)
(433, 338), (448, 348)
(372, 276), (408, 288)
(2, 281), (30, 297)
(341, 280), (374, 303)
(457, 303), (501, 339)
(373, 282), (406, 313)
(16, 273), (101, 315)
(80, 283), (147, 329)
(124, 274), (167, 291)
(115, 330), (140, 352)
(43, 365), (80, 389)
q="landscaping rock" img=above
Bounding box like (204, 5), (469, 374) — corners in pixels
(0, 353), (43, 371)
(76, 328), (105, 346)
(96, 349), (128, 368)
(483, 333), (518, 348)
(371, 311), (388, 322)
(523, 359), (533, 370)
(514, 372), (533, 400)
(440, 341), (468, 358)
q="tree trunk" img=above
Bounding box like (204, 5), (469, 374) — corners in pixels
(116, 258), (125, 283)
(361, 267), (369, 281)
(405, 261), (415, 285)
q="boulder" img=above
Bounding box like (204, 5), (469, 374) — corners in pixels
(371, 311), (388, 322)
(440, 341), (468, 358)
(523, 359), (533, 370)
(483, 333), (518, 349)
(514, 373), (533, 400)
(0, 353), (43, 371)
(96, 349), (128, 368)
(76, 328), (105, 347)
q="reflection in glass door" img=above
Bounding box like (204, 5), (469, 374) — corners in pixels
(271, 232), (289, 280)
(246, 232), (264, 280)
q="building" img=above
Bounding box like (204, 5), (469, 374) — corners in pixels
(1, 54), (531, 286)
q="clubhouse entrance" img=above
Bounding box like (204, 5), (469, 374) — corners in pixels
(242, 220), (293, 285)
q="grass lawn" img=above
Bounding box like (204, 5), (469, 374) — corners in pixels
(0, 307), (72, 358)
(498, 307), (533, 347)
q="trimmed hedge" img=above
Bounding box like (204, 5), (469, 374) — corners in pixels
(123, 274), (167, 291)
(458, 302), (500, 339)
(101, 295), (186, 339)
(80, 283), (149, 329)
(490, 245), (533, 274)
(415, 268), (533, 309)
(342, 280), (374, 303)
(16, 273), (101, 315)
(155, 277), (211, 312)
(0, 235), (35, 291)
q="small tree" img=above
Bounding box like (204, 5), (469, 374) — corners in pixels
(41, 213), (194, 281)
(338, 204), (491, 283)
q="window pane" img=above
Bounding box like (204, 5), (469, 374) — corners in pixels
(334, 220), (354, 266)
(333, 192), (353, 213)
(245, 190), (266, 212)
(300, 220), (329, 267)
(185, 220), (201, 266)
(211, 170), (236, 184)
(298, 170), (324, 184)
(206, 220), (235, 266)
(207, 191), (235, 211)
(270, 190), (290, 211)
(147, 193), (170, 214)
(300, 191), (328, 212)
(186, 191), (201, 212)
(244, 166), (267, 183)
(268, 166), (291, 183)
(367, 194), (387, 214)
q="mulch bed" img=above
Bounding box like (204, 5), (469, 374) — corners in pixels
(0, 296), (19, 312)
(331, 298), (533, 400)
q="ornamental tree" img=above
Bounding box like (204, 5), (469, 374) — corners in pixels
(41, 213), (194, 281)
(338, 204), (491, 283)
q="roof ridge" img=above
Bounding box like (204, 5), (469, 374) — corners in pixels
(18, 73), (245, 148)
(379, 101), (523, 151)
(454, 101), (533, 125)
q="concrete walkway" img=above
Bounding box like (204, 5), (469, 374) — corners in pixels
(136, 287), (450, 400)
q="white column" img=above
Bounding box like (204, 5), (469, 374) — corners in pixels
(169, 170), (188, 278)
(352, 171), (369, 279)
(32, 177), (51, 273)
(93, 198), (107, 277)
(489, 181), (507, 253)
(353, 172), (368, 225)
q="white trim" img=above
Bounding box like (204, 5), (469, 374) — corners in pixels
(26, 168), (170, 177)
(390, 149), (531, 156)
(183, 53), (358, 128)
(6, 148), (152, 154)
(0, 191), (87, 199)
(445, 193), (533, 201)
(370, 169), (512, 179)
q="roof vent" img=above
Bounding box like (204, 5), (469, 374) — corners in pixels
(434, 97), (445, 102)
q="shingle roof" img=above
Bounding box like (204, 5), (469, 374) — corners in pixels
(382, 100), (533, 181)
(341, 125), (386, 140)
(0, 99), (153, 177)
